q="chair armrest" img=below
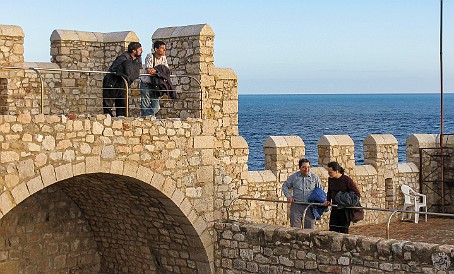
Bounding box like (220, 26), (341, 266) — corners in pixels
(414, 193), (427, 204)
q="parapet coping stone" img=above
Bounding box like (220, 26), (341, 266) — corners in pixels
(264, 136), (304, 148)
(406, 134), (440, 148)
(0, 24), (24, 37)
(214, 68), (237, 80)
(152, 24), (214, 39)
(50, 30), (139, 43)
(355, 164), (378, 176)
(398, 162), (419, 173)
(364, 134), (398, 145)
(318, 135), (354, 146)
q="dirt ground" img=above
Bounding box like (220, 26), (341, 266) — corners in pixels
(349, 217), (454, 245)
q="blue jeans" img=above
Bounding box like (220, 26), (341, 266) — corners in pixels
(140, 82), (160, 116)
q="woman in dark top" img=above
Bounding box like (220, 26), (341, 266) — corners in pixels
(324, 161), (361, 233)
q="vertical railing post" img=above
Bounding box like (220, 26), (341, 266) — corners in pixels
(386, 210), (399, 239)
(301, 203), (316, 229)
(120, 76), (129, 117)
(30, 68), (44, 114)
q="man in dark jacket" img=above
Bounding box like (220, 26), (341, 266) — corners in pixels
(102, 42), (142, 117)
(324, 161), (361, 234)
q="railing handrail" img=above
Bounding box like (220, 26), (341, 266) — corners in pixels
(228, 196), (454, 239)
(0, 65), (202, 117)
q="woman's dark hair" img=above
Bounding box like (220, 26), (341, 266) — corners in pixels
(153, 40), (166, 50)
(298, 158), (310, 168)
(327, 161), (345, 174)
(127, 42), (142, 53)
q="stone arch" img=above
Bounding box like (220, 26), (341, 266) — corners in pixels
(1, 159), (213, 273)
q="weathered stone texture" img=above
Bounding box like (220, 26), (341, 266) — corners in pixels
(215, 222), (454, 273)
(0, 185), (101, 273)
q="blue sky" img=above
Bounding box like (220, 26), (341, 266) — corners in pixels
(1, 0), (453, 94)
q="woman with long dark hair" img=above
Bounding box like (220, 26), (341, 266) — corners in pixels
(324, 161), (361, 233)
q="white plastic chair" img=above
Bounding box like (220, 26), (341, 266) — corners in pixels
(400, 184), (427, 223)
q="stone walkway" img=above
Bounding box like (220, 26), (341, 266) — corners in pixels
(349, 217), (454, 245)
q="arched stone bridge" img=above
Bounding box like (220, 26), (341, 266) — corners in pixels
(0, 114), (249, 273)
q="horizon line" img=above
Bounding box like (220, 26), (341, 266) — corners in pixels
(238, 91), (454, 95)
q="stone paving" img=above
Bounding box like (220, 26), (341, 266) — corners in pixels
(350, 217), (454, 245)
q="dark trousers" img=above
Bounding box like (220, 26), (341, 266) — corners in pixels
(329, 208), (350, 233)
(103, 88), (126, 117)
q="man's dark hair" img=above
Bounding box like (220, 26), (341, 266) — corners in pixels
(127, 42), (142, 53)
(153, 40), (166, 50)
(327, 161), (345, 174)
(298, 158), (310, 168)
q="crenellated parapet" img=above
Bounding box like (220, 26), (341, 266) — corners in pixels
(246, 133), (432, 226)
(264, 136), (305, 180)
(0, 25), (25, 115)
(1, 23), (239, 123)
(50, 30), (139, 71)
(0, 25), (24, 66)
(152, 24), (238, 130)
(317, 135), (356, 175)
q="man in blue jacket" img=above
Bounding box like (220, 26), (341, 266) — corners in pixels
(282, 158), (322, 229)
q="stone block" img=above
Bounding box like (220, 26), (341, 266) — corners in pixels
(55, 163), (73, 181)
(136, 166), (153, 184)
(197, 166), (213, 183)
(26, 176), (44, 195)
(180, 198), (193, 216)
(123, 161), (139, 178)
(17, 158), (35, 179)
(171, 189), (185, 206)
(247, 171), (263, 183)
(0, 261), (19, 274)
(0, 192), (14, 215)
(161, 177), (176, 197)
(151, 172), (165, 190)
(40, 165), (56, 187)
(11, 183), (29, 204)
(194, 136), (215, 148)
(0, 151), (19, 163)
(231, 136), (248, 149)
(101, 145), (116, 159)
(85, 156), (100, 173)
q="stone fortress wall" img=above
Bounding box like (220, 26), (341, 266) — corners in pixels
(1, 23), (454, 273)
(243, 134), (454, 228)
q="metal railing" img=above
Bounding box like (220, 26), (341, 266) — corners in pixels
(227, 196), (454, 240)
(0, 65), (202, 117)
(419, 134), (454, 213)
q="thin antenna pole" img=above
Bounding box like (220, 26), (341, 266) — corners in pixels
(439, 0), (445, 212)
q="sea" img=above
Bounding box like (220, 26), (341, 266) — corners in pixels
(238, 93), (454, 170)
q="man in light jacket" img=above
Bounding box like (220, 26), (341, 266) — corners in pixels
(282, 158), (322, 229)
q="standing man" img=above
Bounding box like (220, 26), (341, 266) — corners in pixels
(325, 161), (361, 234)
(140, 40), (169, 117)
(282, 158), (322, 229)
(102, 42), (142, 117)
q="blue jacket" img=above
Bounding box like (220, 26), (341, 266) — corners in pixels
(308, 187), (329, 220)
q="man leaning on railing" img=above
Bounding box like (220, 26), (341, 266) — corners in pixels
(139, 40), (169, 117)
(102, 42), (142, 117)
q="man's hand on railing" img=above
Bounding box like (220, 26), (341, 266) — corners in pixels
(287, 197), (294, 203)
(323, 201), (331, 206)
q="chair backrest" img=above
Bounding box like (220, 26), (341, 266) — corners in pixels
(401, 185), (413, 204)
